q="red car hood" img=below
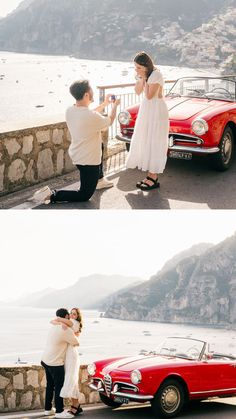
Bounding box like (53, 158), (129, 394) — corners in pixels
(166, 97), (229, 121)
(104, 355), (189, 373)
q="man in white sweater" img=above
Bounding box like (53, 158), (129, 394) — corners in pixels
(41, 308), (80, 418)
(32, 79), (120, 205)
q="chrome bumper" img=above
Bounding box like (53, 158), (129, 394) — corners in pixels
(88, 382), (153, 401)
(116, 134), (219, 154)
(111, 390), (153, 401)
(168, 145), (219, 154)
(116, 134), (131, 143)
(89, 383), (105, 392)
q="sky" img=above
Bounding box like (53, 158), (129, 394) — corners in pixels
(1, 210), (235, 302)
(0, 0), (23, 17)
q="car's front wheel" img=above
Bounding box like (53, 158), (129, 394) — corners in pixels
(151, 379), (185, 418)
(99, 393), (123, 408)
(211, 126), (234, 171)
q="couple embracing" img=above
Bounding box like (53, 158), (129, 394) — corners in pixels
(41, 307), (83, 418)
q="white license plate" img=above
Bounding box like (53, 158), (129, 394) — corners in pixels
(114, 397), (129, 404)
(169, 150), (192, 160)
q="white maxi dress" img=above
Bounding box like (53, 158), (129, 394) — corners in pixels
(126, 69), (169, 174)
(60, 319), (80, 399)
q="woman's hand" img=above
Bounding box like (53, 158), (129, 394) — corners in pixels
(62, 324), (68, 330)
(50, 319), (59, 325)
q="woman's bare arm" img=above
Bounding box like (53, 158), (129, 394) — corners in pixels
(55, 317), (73, 327)
(135, 77), (145, 95)
(145, 83), (162, 100)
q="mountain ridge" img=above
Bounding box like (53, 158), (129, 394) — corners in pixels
(103, 233), (236, 327)
(13, 274), (144, 309)
(0, 0), (235, 70)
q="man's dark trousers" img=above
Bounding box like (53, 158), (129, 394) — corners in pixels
(41, 361), (65, 413)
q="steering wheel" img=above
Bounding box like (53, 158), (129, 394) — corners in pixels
(209, 87), (233, 99)
(186, 88), (208, 98)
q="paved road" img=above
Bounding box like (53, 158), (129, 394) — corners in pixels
(1, 150), (236, 209)
(1, 399), (236, 419)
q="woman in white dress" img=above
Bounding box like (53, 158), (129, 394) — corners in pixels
(126, 51), (169, 190)
(53, 308), (83, 416)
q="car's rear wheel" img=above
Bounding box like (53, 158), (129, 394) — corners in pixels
(99, 393), (123, 408)
(211, 126), (234, 171)
(151, 379), (185, 418)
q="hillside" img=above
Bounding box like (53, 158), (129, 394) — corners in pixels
(104, 233), (236, 327)
(14, 274), (144, 308)
(0, 0), (236, 70)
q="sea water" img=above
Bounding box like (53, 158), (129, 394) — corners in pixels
(0, 51), (218, 131)
(0, 306), (235, 365)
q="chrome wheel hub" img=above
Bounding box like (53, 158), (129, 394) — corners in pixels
(222, 133), (232, 164)
(161, 385), (180, 413)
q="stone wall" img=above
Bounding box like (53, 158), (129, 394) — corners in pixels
(0, 364), (100, 413)
(0, 121), (111, 196)
(0, 122), (75, 196)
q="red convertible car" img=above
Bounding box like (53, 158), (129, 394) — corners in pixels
(116, 76), (236, 171)
(87, 337), (236, 418)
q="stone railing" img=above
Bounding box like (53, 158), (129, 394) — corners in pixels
(0, 121), (75, 196)
(0, 121), (118, 197)
(0, 364), (100, 413)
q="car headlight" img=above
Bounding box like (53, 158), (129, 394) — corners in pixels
(191, 118), (208, 135)
(87, 363), (96, 376)
(131, 369), (142, 384)
(118, 111), (131, 125)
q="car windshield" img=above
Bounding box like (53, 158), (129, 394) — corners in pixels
(155, 337), (206, 360)
(167, 77), (236, 101)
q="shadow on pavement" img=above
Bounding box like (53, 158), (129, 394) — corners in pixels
(32, 153), (236, 210)
(108, 400), (236, 418)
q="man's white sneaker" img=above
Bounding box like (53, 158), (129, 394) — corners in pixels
(55, 411), (74, 418)
(31, 186), (52, 204)
(96, 178), (114, 190)
(44, 408), (55, 416)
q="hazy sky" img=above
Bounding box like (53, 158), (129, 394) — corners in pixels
(0, 0), (24, 17)
(1, 211), (235, 302)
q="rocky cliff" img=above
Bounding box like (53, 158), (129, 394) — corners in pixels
(104, 233), (236, 327)
(0, 0), (236, 69)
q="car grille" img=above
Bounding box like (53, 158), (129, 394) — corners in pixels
(121, 128), (133, 136)
(104, 374), (112, 396)
(169, 133), (203, 146)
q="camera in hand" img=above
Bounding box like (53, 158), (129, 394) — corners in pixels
(111, 95), (116, 101)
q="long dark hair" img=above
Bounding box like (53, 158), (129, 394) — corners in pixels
(71, 307), (83, 333)
(134, 51), (155, 80)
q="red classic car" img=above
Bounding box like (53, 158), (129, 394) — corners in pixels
(87, 337), (236, 418)
(116, 76), (236, 171)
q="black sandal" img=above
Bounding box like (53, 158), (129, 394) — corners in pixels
(67, 406), (80, 416)
(75, 406), (83, 415)
(136, 180), (145, 188)
(139, 176), (160, 191)
(69, 406), (83, 416)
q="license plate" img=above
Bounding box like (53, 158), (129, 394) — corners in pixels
(114, 396), (129, 404)
(169, 150), (192, 160)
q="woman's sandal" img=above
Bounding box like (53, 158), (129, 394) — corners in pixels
(67, 406), (79, 416)
(68, 406), (83, 416)
(139, 176), (160, 191)
(136, 180), (145, 188)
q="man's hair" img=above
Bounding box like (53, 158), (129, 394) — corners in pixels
(69, 79), (90, 100)
(56, 308), (69, 318)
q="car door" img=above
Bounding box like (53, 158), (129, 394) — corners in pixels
(189, 359), (236, 396)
